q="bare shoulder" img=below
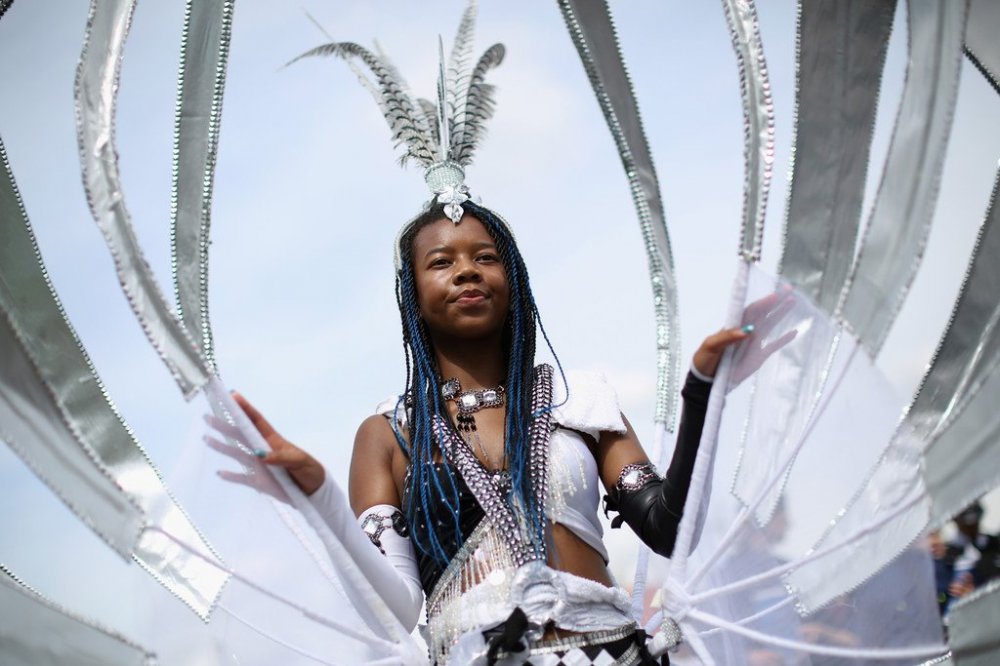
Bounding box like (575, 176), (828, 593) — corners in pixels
(348, 414), (404, 514)
(355, 413), (399, 449)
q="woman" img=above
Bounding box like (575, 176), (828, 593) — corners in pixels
(232, 198), (750, 664)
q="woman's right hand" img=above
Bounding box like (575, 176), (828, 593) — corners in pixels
(228, 392), (326, 496)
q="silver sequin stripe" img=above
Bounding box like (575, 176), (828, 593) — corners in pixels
(75, 0), (211, 397)
(169, 0), (236, 371)
(719, 0), (775, 263)
(529, 365), (555, 527)
(520, 623), (637, 655)
(435, 417), (535, 566)
(433, 364), (556, 566)
(556, 1), (680, 428)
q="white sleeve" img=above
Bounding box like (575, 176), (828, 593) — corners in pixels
(308, 476), (423, 631)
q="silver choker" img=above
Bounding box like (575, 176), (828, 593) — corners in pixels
(441, 378), (505, 430)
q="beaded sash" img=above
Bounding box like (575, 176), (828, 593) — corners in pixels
(426, 364), (556, 662)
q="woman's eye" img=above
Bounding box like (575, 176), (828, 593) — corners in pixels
(430, 258), (450, 268)
(477, 254), (499, 263)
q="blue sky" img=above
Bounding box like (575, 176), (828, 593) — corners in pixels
(1, 0), (999, 639)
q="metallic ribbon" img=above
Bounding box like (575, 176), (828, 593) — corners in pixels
(779, 0), (895, 313)
(948, 578), (1000, 666)
(0, 135), (143, 558)
(75, 0), (211, 398)
(965, 0), (1000, 96)
(0, 136), (226, 618)
(838, 0), (968, 356)
(170, 0), (236, 372)
(720, 0), (775, 262)
(732, 0), (895, 524)
(911, 170), (1000, 526)
(555, 0), (680, 429)
(0, 566), (155, 665)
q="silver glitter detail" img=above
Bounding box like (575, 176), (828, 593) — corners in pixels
(719, 0), (775, 263)
(661, 617), (683, 649)
(556, 1), (680, 428)
(424, 161), (465, 192)
(170, 0), (236, 371)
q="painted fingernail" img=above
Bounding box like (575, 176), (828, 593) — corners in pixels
(741, 324), (755, 334)
(253, 449), (267, 459)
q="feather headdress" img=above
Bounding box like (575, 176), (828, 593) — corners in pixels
(292, 0), (504, 224)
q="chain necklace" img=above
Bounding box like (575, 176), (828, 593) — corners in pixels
(441, 377), (506, 472)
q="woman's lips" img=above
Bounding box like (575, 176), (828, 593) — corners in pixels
(454, 289), (487, 305)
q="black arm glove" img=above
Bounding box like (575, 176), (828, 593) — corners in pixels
(603, 371), (712, 558)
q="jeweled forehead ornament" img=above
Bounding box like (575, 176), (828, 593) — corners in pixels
(290, 0), (504, 269)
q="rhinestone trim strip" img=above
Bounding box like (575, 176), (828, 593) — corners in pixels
(556, 1), (680, 428)
(433, 364), (556, 567)
(169, 0), (236, 371)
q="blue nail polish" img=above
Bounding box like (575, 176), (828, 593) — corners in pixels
(253, 449), (267, 459)
(741, 324), (755, 334)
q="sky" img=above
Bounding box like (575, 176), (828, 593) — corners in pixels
(1, 0), (999, 642)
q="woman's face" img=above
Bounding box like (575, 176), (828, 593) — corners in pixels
(411, 214), (511, 342)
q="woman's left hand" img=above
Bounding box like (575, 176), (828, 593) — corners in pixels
(694, 289), (799, 381)
(692, 327), (753, 379)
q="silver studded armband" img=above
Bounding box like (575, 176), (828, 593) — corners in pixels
(602, 461), (683, 558)
(603, 462), (661, 527)
(616, 462), (660, 491)
(359, 508), (409, 555)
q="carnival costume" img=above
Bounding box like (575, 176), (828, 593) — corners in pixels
(3, 0), (999, 664)
(309, 366), (711, 663)
(290, 8), (723, 660)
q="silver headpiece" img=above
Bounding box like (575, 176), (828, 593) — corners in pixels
(293, 0), (504, 233)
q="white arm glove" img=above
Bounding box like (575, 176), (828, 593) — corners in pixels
(308, 476), (423, 631)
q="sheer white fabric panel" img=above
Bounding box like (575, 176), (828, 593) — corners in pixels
(649, 264), (946, 665)
(93, 380), (426, 664)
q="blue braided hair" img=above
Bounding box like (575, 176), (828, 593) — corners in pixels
(392, 200), (564, 565)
